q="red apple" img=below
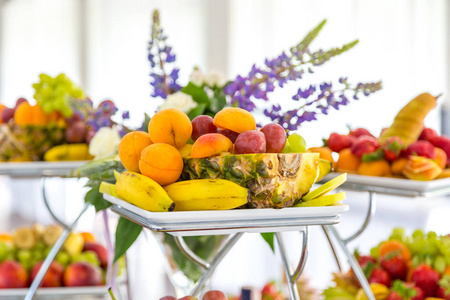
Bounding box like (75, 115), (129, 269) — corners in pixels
(83, 242), (108, 269)
(0, 260), (28, 288)
(30, 261), (64, 287)
(64, 262), (103, 287)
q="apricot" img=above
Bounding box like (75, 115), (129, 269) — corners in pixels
(357, 160), (391, 177)
(14, 102), (33, 126)
(30, 105), (49, 125)
(391, 158), (408, 175)
(0, 104), (6, 123)
(139, 143), (183, 185)
(307, 147), (335, 169)
(434, 147), (447, 169)
(379, 240), (411, 261)
(148, 108), (192, 148)
(336, 148), (361, 173)
(118, 131), (153, 172)
(213, 107), (256, 133)
(190, 133), (233, 158)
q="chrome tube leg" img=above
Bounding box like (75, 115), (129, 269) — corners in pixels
(321, 226), (342, 272)
(190, 232), (244, 297)
(175, 236), (210, 270)
(324, 225), (375, 300)
(343, 192), (376, 244)
(41, 176), (70, 229)
(24, 203), (90, 300)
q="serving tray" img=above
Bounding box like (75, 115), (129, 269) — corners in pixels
(0, 161), (88, 178)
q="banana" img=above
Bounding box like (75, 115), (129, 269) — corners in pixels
(12, 227), (36, 250)
(115, 171), (175, 212)
(163, 179), (249, 211)
(44, 144), (94, 161)
(42, 225), (63, 246)
(379, 93), (437, 147)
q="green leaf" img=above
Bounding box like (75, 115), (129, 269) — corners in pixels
(114, 217), (143, 262)
(261, 233), (275, 252)
(85, 184), (111, 212)
(210, 92), (227, 113)
(142, 113), (151, 133)
(182, 82), (210, 105)
(188, 103), (207, 120)
(292, 19), (327, 54)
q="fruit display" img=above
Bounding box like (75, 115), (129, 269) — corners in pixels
(0, 224), (108, 289)
(0, 73), (128, 162)
(107, 107), (346, 212)
(323, 228), (450, 300)
(315, 93), (450, 180)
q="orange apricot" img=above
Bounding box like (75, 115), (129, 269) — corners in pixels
(118, 131), (153, 172)
(0, 233), (12, 244)
(79, 232), (96, 243)
(191, 133), (233, 158)
(139, 143), (183, 185)
(307, 147), (335, 168)
(357, 160), (391, 177)
(336, 148), (361, 173)
(14, 102), (33, 126)
(391, 158), (408, 175)
(148, 108), (192, 148)
(379, 240), (411, 262)
(30, 105), (49, 125)
(0, 104), (6, 123)
(213, 107), (256, 133)
(434, 147), (447, 169)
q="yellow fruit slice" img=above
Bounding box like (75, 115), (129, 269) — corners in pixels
(100, 181), (120, 198)
(302, 173), (347, 201)
(113, 170), (121, 181)
(295, 192), (345, 207)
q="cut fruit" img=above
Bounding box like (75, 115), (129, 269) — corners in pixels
(317, 159), (332, 182)
(295, 192), (346, 207)
(302, 173), (347, 201)
(113, 170), (121, 181)
(99, 182), (120, 198)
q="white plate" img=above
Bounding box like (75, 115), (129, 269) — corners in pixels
(0, 286), (107, 299)
(0, 161), (88, 177)
(321, 172), (450, 197)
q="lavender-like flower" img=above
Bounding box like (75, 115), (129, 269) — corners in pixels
(148, 10), (181, 99)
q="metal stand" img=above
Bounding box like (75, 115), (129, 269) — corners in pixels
(322, 191), (377, 300)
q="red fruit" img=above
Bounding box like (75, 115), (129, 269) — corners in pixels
(97, 99), (117, 115)
(178, 297), (197, 300)
(351, 136), (380, 157)
(159, 297), (177, 300)
(411, 264), (439, 297)
(328, 133), (356, 152)
(386, 291), (402, 300)
(350, 128), (375, 138)
(85, 130), (96, 144)
(419, 128), (438, 142)
(368, 268), (391, 287)
(382, 137), (405, 162)
(380, 256), (407, 280)
(404, 141), (436, 159)
(203, 290), (227, 300)
(429, 136), (450, 167)
(1, 108), (15, 123)
(30, 261), (64, 287)
(260, 123), (287, 153)
(15, 98), (28, 109)
(191, 116), (217, 141)
(412, 286), (425, 300)
(234, 130), (266, 154)
(261, 281), (278, 295)
(218, 129), (239, 143)
(66, 121), (86, 143)
(358, 255), (376, 267)
(437, 287), (450, 300)
(0, 260), (28, 288)
(64, 262), (103, 287)
(83, 242), (109, 269)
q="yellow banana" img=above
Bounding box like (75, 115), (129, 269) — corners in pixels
(115, 171), (175, 212)
(163, 179), (249, 211)
(379, 93), (437, 146)
(44, 144), (93, 161)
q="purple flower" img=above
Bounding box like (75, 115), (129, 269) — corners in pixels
(122, 111), (130, 119)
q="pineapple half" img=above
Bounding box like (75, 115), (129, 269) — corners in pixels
(182, 153), (320, 208)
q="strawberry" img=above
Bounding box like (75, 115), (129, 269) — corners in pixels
(412, 286), (425, 300)
(419, 128), (438, 142)
(350, 128), (375, 138)
(358, 255), (377, 267)
(261, 282), (277, 296)
(380, 256), (407, 281)
(351, 136), (380, 157)
(429, 136), (450, 167)
(404, 141), (436, 159)
(327, 133), (356, 152)
(386, 291), (402, 300)
(382, 137), (405, 162)
(369, 268), (392, 287)
(389, 281), (424, 300)
(411, 264), (440, 297)
(437, 275), (450, 300)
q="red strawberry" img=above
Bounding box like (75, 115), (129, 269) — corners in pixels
(351, 136), (380, 157)
(380, 256), (407, 281)
(327, 133), (356, 152)
(389, 281), (424, 300)
(429, 136), (450, 167)
(419, 128), (438, 142)
(368, 268), (392, 287)
(358, 255), (377, 267)
(261, 281), (277, 296)
(437, 287), (450, 300)
(437, 276), (450, 300)
(381, 137), (405, 162)
(386, 291), (402, 300)
(350, 128), (375, 138)
(412, 286), (425, 300)
(404, 141), (436, 159)
(411, 264), (440, 297)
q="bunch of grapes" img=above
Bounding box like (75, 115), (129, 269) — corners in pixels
(32, 73), (84, 117)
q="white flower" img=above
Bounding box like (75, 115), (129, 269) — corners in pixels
(204, 70), (226, 87)
(89, 126), (121, 160)
(159, 92), (197, 113)
(189, 69), (205, 86)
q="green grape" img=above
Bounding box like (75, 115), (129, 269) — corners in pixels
(41, 102), (53, 113)
(31, 249), (44, 261)
(434, 255), (446, 273)
(39, 74), (54, 85)
(72, 251), (100, 267)
(55, 86), (66, 97)
(34, 241), (46, 251)
(412, 255), (421, 268)
(43, 247), (51, 257)
(281, 140), (291, 153)
(412, 229), (424, 239)
(287, 133), (307, 153)
(0, 242), (12, 262)
(71, 88), (83, 98)
(56, 251), (71, 267)
(55, 73), (67, 84)
(427, 231), (437, 240)
(370, 245), (380, 259)
(391, 227), (405, 239)
(40, 86), (53, 98)
(17, 250), (32, 264)
(32, 83), (41, 91)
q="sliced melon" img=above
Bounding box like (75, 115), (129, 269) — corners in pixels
(302, 173), (347, 201)
(295, 192), (346, 207)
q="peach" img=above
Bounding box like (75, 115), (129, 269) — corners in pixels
(139, 143), (183, 185)
(0, 105), (6, 123)
(30, 261), (63, 287)
(190, 133), (233, 158)
(336, 148), (361, 173)
(119, 131), (153, 172)
(83, 242), (108, 269)
(434, 147), (447, 169)
(391, 158), (408, 175)
(213, 107), (256, 133)
(357, 160), (391, 177)
(403, 156), (442, 181)
(0, 260), (28, 288)
(148, 108), (192, 148)
(64, 262), (103, 287)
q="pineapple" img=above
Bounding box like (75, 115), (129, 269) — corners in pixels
(0, 123), (65, 161)
(182, 153), (320, 208)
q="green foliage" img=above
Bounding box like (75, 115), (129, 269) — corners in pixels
(261, 233), (275, 252)
(85, 184), (111, 212)
(114, 217), (143, 262)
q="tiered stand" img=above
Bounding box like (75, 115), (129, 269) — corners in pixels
(103, 194), (349, 299)
(0, 162), (109, 300)
(320, 173), (450, 300)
